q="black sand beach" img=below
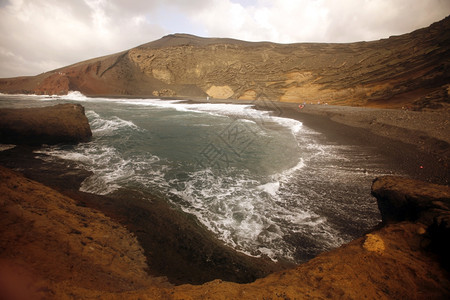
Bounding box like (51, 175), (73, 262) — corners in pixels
(1, 101), (448, 285)
(189, 98), (449, 184)
(277, 102), (449, 185)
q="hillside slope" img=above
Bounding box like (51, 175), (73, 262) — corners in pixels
(1, 16), (449, 109)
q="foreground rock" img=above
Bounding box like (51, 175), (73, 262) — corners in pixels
(1, 166), (449, 299)
(1, 17), (449, 110)
(372, 176), (450, 224)
(0, 104), (92, 145)
(372, 176), (450, 270)
(0, 166), (169, 299)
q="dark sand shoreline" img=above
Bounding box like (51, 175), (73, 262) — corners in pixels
(277, 102), (449, 185)
(1, 99), (449, 286)
(186, 98), (449, 184)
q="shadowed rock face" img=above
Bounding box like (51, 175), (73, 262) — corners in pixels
(372, 176), (450, 224)
(372, 176), (450, 270)
(0, 104), (92, 145)
(1, 17), (449, 109)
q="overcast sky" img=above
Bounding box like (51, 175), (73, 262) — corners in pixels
(1, 0), (449, 78)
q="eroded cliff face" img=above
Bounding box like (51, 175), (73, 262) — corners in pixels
(1, 16), (449, 109)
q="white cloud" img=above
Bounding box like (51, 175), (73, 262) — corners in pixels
(0, 0), (167, 77)
(188, 0), (450, 43)
(0, 0), (449, 77)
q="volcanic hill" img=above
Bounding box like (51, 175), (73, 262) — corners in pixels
(1, 16), (449, 109)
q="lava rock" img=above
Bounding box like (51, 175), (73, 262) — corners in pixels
(371, 176), (450, 224)
(0, 104), (92, 145)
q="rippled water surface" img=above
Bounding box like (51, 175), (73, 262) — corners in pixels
(0, 92), (393, 262)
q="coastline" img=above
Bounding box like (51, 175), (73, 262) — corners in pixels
(0, 146), (293, 285)
(279, 102), (449, 185)
(1, 99), (449, 298)
(186, 98), (449, 184)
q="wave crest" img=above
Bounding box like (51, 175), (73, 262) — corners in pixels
(86, 110), (142, 137)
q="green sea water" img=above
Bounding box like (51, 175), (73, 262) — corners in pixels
(0, 92), (394, 262)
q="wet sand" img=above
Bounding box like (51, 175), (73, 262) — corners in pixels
(1, 100), (448, 286)
(275, 102), (449, 185)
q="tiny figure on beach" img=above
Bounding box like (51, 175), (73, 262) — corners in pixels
(298, 104), (305, 110)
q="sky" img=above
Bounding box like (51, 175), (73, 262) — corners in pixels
(0, 0), (449, 78)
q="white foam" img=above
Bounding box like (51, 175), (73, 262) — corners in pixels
(2, 90), (305, 139)
(0, 144), (16, 151)
(86, 110), (141, 137)
(280, 158), (305, 178)
(121, 99), (187, 108)
(166, 165), (336, 261)
(34, 108), (159, 196)
(36, 142), (166, 195)
(263, 158), (305, 195)
(271, 116), (303, 136)
(62, 90), (90, 101)
(109, 98), (305, 138)
(21, 95), (383, 263)
(257, 181), (280, 196)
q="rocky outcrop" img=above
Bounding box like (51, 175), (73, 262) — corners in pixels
(0, 104), (92, 145)
(372, 176), (450, 270)
(372, 176), (450, 224)
(1, 164), (449, 299)
(1, 17), (449, 110)
(0, 166), (167, 299)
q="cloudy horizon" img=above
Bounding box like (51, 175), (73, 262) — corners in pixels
(1, 0), (449, 78)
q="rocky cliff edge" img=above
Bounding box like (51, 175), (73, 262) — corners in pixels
(1, 167), (449, 299)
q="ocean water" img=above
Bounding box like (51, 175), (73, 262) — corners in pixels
(0, 92), (391, 262)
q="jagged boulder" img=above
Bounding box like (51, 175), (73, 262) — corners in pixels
(372, 176), (450, 269)
(0, 104), (92, 145)
(371, 176), (450, 224)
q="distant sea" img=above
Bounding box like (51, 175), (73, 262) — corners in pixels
(0, 92), (395, 262)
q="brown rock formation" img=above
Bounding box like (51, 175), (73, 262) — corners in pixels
(1, 164), (449, 298)
(0, 166), (168, 299)
(372, 176), (450, 224)
(0, 104), (92, 145)
(1, 17), (449, 109)
(372, 176), (450, 270)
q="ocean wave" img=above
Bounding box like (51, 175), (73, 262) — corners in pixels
(24, 94), (382, 263)
(14, 90), (305, 139)
(63, 90), (90, 101)
(35, 142), (165, 195)
(166, 165), (343, 261)
(111, 98), (305, 138)
(86, 110), (142, 137)
(0, 144), (16, 151)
